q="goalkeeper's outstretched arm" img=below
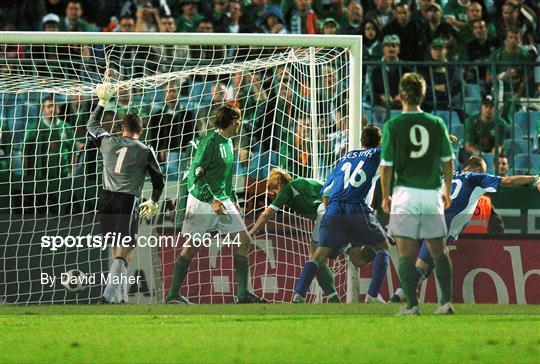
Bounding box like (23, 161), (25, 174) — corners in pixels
(87, 82), (116, 145)
(86, 105), (109, 145)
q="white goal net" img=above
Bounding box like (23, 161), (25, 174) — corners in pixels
(0, 32), (361, 304)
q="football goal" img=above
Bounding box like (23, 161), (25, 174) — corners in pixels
(0, 32), (363, 304)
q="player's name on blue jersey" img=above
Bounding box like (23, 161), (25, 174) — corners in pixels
(322, 148), (381, 205)
(343, 149), (378, 160)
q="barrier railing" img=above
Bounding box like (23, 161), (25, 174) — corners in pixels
(363, 60), (539, 175)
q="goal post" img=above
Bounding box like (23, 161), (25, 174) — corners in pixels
(0, 31), (362, 304)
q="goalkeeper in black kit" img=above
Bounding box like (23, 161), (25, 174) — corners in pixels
(87, 82), (164, 304)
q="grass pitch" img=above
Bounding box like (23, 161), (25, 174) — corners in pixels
(1, 304), (539, 363)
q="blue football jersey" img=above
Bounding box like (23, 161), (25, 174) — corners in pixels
(446, 170), (501, 238)
(321, 148), (381, 205)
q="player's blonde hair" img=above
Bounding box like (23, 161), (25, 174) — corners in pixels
(267, 168), (293, 191)
(399, 72), (426, 106)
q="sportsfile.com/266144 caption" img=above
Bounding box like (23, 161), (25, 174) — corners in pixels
(39, 232), (241, 251)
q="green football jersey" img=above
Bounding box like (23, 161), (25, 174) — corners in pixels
(269, 178), (323, 220)
(464, 113), (508, 153)
(381, 112), (453, 190)
(487, 46), (530, 91)
(188, 130), (237, 203)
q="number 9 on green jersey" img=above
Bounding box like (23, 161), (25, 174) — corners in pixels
(380, 112), (453, 190)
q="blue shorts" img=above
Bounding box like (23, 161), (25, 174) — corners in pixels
(318, 202), (387, 259)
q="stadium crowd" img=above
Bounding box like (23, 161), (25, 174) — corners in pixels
(0, 0), (538, 195)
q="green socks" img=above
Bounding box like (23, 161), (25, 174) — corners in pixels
(316, 264), (337, 299)
(234, 255), (249, 298)
(168, 255), (252, 300)
(434, 254), (453, 305)
(398, 256), (419, 309)
(166, 256), (191, 300)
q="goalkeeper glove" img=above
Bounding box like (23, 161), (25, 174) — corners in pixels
(139, 199), (159, 220)
(95, 82), (116, 106)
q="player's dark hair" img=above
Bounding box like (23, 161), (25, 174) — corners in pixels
(362, 19), (381, 40)
(361, 124), (382, 148)
(471, 18), (485, 27)
(393, 2), (408, 10)
(122, 114), (143, 134)
(42, 95), (54, 105)
(502, 1), (517, 11)
(399, 72), (426, 106)
(505, 25), (521, 37)
(119, 14), (136, 23)
(215, 104), (241, 129)
(464, 156), (486, 173)
(197, 18), (213, 29)
(498, 154), (510, 166)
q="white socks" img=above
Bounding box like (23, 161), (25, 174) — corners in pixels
(102, 258), (128, 303)
(116, 266), (129, 303)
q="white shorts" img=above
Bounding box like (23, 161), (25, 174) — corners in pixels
(181, 194), (248, 235)
(311, 203), (326, 243)
(388, 186), (447, 240)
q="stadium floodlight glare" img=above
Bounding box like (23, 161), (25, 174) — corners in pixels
(0, 32), (362, 304)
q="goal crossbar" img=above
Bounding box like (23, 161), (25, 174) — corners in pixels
(0, 31), (360, 47)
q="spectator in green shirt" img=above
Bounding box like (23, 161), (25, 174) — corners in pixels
(176, 0), (204, 33)
(457, 2), (497, 44)
(61, 0), (94, 31)
(24, 95), (74, 214)
(486, 27), (531, 99)
(485, 27), (532, 120)
(319, 0), (347, 27)
(464, 95), (508, 156)
(439, 29), (467, 61)
(424, 3), (457, 46)
(443, 0), (471, 32)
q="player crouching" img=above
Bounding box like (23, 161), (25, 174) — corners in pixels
(249, 168), (340, 303)
(390, 156), (540, 303)
(293, 125), (391, 303)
